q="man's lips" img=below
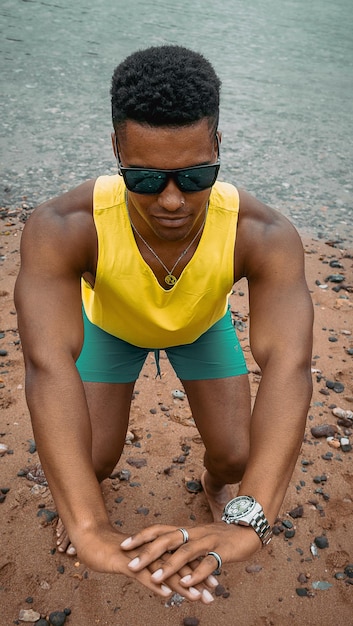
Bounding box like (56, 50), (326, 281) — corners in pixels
(153, 215), (190, 227)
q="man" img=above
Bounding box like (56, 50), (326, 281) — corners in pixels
(15, 45), (313, 604)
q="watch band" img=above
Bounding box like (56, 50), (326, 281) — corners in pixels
(249, 509), (272, 545)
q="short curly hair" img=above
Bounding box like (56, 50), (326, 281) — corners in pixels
(111, 45), (221, 134)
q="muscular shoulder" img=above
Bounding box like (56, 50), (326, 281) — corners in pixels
(21, 179), (97, 276)
(234, 189), (305, 283)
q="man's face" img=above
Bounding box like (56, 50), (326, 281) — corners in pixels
(113, 119), (219, 243)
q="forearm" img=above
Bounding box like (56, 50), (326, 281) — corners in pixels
(25, 360), (111, 543)
(239, 358), (312, 524)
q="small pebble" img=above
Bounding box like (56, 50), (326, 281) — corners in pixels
(311, 424), (337, 438)
(282, 519), (293, 529)
(245, 564), (262, 573)
(340, 437), (352, 452)
(284, 528), (296, 539)
(0, 443), (9, 456)
(295, 587), (309, 597)
(314, 536), (329, 549)
(344, 564), (353, 578)
(332, 407), (353, 420)
(183, 618), (199, 626)
(312, 581), (332, 590)
(49, 611), (67, 626)
(297, 573), (309, 583)
(37, 509), (58, 524)
(215, 584), (226, 596)
(185, 480), (203, 494)
(172, 389), (185, 399)
(136, 506), (149, 516)
(289, 505), (304, 519)
(334, 572), (346, 580)
(126, 457), (147, 468)
(18, 609), (41, 622)
(36, 620), (49, 626)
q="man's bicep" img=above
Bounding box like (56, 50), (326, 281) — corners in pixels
(15, 270), (84, 367)
(247, 236), (313, 370)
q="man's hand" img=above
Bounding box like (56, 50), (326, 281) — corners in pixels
(73, 523), (218, 603)
(120, 522), (261, 589)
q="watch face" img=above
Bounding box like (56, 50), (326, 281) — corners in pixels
(226, 496), (255, 518)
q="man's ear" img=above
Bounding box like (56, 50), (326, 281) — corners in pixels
(111, 131), (118, 158)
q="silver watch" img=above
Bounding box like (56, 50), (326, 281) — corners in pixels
(221, 495), (272, 545)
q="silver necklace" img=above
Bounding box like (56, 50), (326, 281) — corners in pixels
(126, 196), (208, 286)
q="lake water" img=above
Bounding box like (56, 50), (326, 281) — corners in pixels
(1, 0), (352, 243)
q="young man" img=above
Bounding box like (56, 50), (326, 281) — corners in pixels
(15, 46), (313, 604)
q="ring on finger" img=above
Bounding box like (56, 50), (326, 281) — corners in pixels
(207, 551), (222, 574)
(178, 527), (189, 544)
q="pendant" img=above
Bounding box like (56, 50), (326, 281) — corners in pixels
(165, 274), (177, 286)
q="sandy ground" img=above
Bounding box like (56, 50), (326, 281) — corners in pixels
(0, 210), (352, 626)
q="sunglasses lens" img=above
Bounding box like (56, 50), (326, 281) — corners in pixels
(123, 170), (167, 194)
(176, 164), (220, 192)
(121, 163), (220, 194)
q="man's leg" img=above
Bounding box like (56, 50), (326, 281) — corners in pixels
(57, 380), (135, 552)
(182, 374), (251, 521)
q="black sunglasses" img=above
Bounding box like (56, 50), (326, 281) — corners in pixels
(116, 135), (220, 195)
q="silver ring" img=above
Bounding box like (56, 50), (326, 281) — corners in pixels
(178, 527), (189, 544)
(207, 551), (222, 574)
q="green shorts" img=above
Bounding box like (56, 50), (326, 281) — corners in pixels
(76, 306), (248, 383)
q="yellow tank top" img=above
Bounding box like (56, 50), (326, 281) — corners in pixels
(82, 175), (239, 348)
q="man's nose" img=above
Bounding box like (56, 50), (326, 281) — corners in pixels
(157, 177), (185, 212)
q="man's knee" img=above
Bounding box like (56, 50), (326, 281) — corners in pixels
(205, 446), (249, 482)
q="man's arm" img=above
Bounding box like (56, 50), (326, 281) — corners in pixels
(15, 183), (199, 599)
(235, 190), (313, 522)
(119, 191), (313, 585)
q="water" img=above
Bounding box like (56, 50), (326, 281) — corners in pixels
(1, 0), (352, 243)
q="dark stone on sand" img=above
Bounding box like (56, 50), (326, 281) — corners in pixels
(326, 380), (344, 393)
(325, 274), (345, 283)
(328, 336), (338, 342)
(37, 509), (58, 524)
(0, 494), (6, 503)
(136, 506), (149, 516)
(329, 260), (344, 268)
(321, 452), (333, 460)
(344, 564), (353, 578)
(314, 536), (329, 549)
(183, 618), (199, 626)
(49, 611), (67, 626)
(28, 439), (36, 454)
(282, 519), (293, 529)
(313, 474), (327, 484)
(284, 528), (296, 539)
(296, 587), (309, 596)
(126, 457), (147, 468)
(57, 565), (65, 574)
(36, 620), (50, 626)
(297, 573), (309, 583)
(0, 349), (8, 356)
(311, 424), (337, 438)
(215, 584), (226, 596)
(185, 480), (203, 494)
(289, 505), (304, 519)
(117, 469), (131, 481)
(272, 525), (283, 536)
(1, 487), (10, 494)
